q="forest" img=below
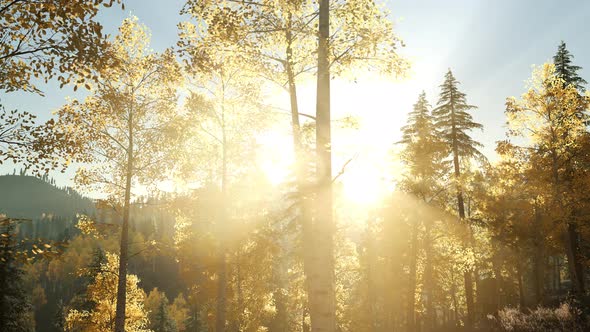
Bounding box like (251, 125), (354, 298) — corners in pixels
(1, 0), (590, 331)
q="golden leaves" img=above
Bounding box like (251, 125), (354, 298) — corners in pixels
(52, 17), (184, 204)
(0, 0), (124, 94)
(65, 252), (150, 332)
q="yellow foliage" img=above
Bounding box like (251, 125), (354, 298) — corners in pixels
(65, 253), (150, 332)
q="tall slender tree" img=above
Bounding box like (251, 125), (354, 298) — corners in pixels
(178, 2), (407, 330)
(311, 1), (335, 331)
(398, 91), (446, 331)
(433, 69), (484, 329)
(400, 92), (446, 190)
(55, 17), (182, 332)
(178, 43), (270, 330)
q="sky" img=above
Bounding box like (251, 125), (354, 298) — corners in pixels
(2, 0), (590, 190)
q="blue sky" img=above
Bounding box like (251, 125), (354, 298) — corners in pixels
(2, 0), (590, 186)
(391, 0), (590, 159)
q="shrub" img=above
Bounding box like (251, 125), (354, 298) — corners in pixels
(490, 303), (586, 332)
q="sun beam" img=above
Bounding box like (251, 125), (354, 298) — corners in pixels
(258, 74), (416, 206)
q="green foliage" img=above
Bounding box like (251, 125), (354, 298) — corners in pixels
(0, 175), (94, 220)
(399, 91), (447, 198)
(553, 41), (587, 91)
(145, 288), (177, 332)
(0, 219), (35, 332)
(433, 69), (485, 163)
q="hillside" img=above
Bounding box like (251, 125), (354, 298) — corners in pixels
(0, 175), (95, 220)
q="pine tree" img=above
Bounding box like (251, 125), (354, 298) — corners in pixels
(398, 92), (446, 330)
(553, 41), (587, 91)
(155, 300), (177, 332)
(0, 219), (34, 332)
(433, 69), (484, 217)
(400, 91), (446, 196)
(53, 299), (65, 332)
(433, 69), (484, 329)
(146, 288), (177, 332)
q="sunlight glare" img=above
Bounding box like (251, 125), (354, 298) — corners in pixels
(256, 128), (295, 185)
(261, 72), (426, 202)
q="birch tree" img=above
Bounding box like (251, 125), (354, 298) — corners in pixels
(55, 17), (183, 332)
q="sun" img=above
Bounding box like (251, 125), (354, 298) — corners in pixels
(257, 74), (418, 204)
(340, 162), (389, 206)
(329, 76), (414, 206)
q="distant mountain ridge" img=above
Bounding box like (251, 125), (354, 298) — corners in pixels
(0, 175), (95, 219)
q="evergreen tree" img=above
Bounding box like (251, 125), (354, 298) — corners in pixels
(553, 41), (587, 91)
(400, 91), (446, 196)
(155, 300), (177, 332)
(433, 69), (484, 329)
(145, 288), (177, 332)
(53, 299), (65, 332)
(433, 69), (484, 217)
(0, 219), (34, 332)
(398, 92), (446, 330)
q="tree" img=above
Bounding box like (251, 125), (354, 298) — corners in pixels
(0, 0), (124, 174)
(433, 69), (484, 328)
(55, 17), (183, 332)
(479, 144), (553, 308)
(65, 252), (150, 332)
(553, 41), (587, 91)
(505, 63), (590, 298)
(399, 91), (446, 199)
(176, 39), (271, 330)
(0, 104), (75, 175)
(398, 92), (446, 330)
(433, 70), (485, 219)
(168, 294), (190, 332)
(309, 1), (335, 331)
(178, 3), (407, 330)
(0, 218), (35, 332)
(145, 288), (177, 332)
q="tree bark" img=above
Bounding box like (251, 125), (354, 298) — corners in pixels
(216, 91), (229, 332)
(450, 95), (474, 330)
(532, 205), (545, 305)
(517, 261), (525, 308)
(423, 218), (435, 332)
(310, 1), (336, 331)
(550, 143), (585, 297)
(407, 219), (419, 331)
(565, 222), (584, 295)
(285, 15), (316, 318)
(114, 100), (134, 332)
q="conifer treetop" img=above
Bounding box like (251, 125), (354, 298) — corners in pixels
(433, 69), (485, 162)
(553, 41), (587, 91)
